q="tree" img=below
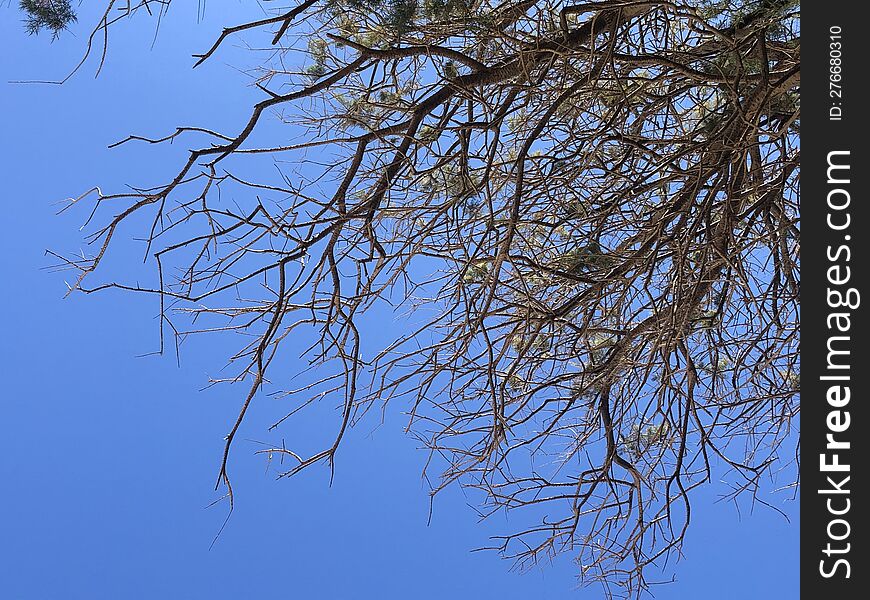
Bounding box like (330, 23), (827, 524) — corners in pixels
(37, 1), (799, 596)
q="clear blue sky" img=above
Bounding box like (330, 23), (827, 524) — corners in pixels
(1, 3), (798, 598)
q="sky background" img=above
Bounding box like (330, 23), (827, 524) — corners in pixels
(1, 3), (798, 598)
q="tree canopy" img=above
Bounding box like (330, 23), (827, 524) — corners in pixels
(32, 1), (799, 596)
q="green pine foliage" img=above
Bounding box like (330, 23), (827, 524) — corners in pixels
(20, 0), (77, 37)
(326, 0), (474, 37)
(327, 0), (419, 36)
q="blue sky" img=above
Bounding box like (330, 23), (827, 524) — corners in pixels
(1, 3), (798, 598)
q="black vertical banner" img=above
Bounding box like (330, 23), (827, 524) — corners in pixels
(802, 3), (868, 597)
